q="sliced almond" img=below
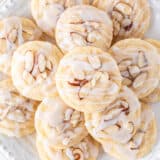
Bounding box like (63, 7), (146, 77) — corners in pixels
(129, 132), (144, 150)
(119, 59), (132, 71)
(121, 70), (130, 78)
(133, 72), (147, 88)
(122, 18), (132, 28)
(88, 55), (101, 69)
(87, 30), (99, 43)
(71, 33), (86, 46)
(91, 78), (96, 87)
(113, 19), (121, 36)
(78, 82), (91, 100)
(120, 100), (129, 109)
(72, 148), (84, 160)
(112, 11), (123, 22)
(125, 122), (134, 134)
(70, 111), (81, 127)
(8, 28), (17, 42)
(23, 70), (35, 84)
(25, 51), (34, 72)
(64, 109), (73, 121)
(41, 72), (47, 79)
(7, 110), (26, 123)
(104, 108), (122, 121)
(122, 78), (132, 86)
(38, 54), (46, 73)
(138, 52), (148, 68)
(106, 82), (119, 95)
(128, 65), (140, 77)
(46, 60), (52, 70)
(115, 3), (132, 15)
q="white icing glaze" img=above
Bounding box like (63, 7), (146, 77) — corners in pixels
(56, 5), (113, 53)
(103, 104), (155, 159)
(37, 135), (99, 160)
(35, 96), (87, 148)
(56, 47), (122, 112)
(86, 86), (141, 144)
(111, 39), (160, 98)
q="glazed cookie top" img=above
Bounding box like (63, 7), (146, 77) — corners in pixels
(37, 135), (100, 160)
(31, 0), (89, 38)
(109, 38), (160, 98)
(56, 47), (122, 113)
(85, 86), (141, 144)
(0, 16), (42, 75)
(55, 5), (113, 53)
(93, 0), (150, 41)
(35, 95), (88, 149)
(103, 103), (157, 160)
(11, 41), (63, 101)
(0, 78), (38, 131)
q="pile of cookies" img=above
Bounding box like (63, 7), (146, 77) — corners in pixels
(0, 0), (159, 160)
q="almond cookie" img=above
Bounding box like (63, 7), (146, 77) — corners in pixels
(31, 0), (89, 38)
(109, 38), (160, 99)
(36, 135), (99, 160)
(102, 103), (157, 160)
(0, 16), (42, 76)
(35, 94), (88, 149)
(93, 0), (150, 42)
(11, 41), (63, 101)
(142, 39), (160, 103)
(55, 5), (113, 54)
(0, 78), (38, 137)
(85, 86), (141, 144)
(56, 47), (122, 113)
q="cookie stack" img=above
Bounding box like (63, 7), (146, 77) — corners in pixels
(0, 0), (159, 160)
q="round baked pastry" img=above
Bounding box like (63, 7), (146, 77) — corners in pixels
(0, 78), (38, 137)
(31, 0), (89, 38)
(102, 103), (157, 160)
(35, 94), (88, 149)
(85, 86), (141, 144)
(0, 16), (42, 76)
(56, 5), (113, 54)
(142, 39), (160, 103)
(56, 47), (122, 113)
(92, 0), (150, 42)
(36, 135), (100, 160)
(109, 38), (160, 99)
(11, 41), (63, 101)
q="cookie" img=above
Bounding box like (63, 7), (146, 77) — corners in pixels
(142, 39), (160, 103)
(102, 103), (157, 160)
(0, 78), (38, 137)
(85, 86), (141, 144)
(0, 16), (42, 76)
(55, 5), (113, 54)
(93, 0), (150, 42)
(35, 94), (88, 149)
(31, 0), (89, 38)
(109, 38), (160, 99)
(56, 47), (122, 113)
(36, 135), (100, 160)
(11, 41), (63, 101)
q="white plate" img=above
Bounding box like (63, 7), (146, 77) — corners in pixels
(0, 0), (160, 160)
